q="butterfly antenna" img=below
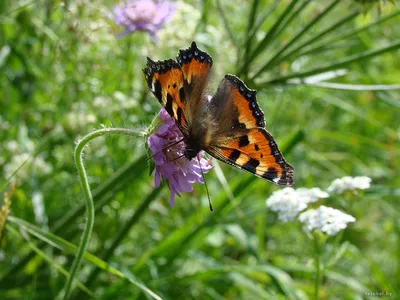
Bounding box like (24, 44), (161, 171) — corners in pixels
(197, 156), (213, 212)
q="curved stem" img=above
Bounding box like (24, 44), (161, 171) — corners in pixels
(62, 128), (144, 300)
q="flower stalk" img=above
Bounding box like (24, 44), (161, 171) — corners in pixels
(62, 128), (143, 300)
(313, 232), (322, 300)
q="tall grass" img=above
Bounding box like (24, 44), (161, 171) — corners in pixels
(1, 0), (399, 299)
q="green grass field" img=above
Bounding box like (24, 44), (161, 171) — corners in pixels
(1, 0), (399, 299)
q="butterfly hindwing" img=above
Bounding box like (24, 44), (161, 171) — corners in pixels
(207, 128), (294, 185)
(143, 58), (189, 134)
(207, 75), (294, 186)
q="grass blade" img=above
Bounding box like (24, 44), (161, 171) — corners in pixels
(246, 0), (300, 67)
(6, 225), (95, 298)
(301, 81), (400, 91)
(240, 0), (277, 76)
(272, 0), (313, 44)
(252, 0), (341, 80)
(292, 9), (400, 62)
(262, 41), (400, 85)
(7, 216), (164, 300)
(269, 10), (360, 69)
(216, 0), (238, 49)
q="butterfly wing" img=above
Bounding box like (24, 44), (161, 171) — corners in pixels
(143, 42), (213, 136)
(176, 41), (213, 127)
(143, 58), (189, 135)
(206, 75), (294, 186)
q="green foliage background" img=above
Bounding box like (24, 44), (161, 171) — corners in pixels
(1, 0), (399, 299)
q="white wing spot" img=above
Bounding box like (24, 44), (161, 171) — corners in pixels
(273, 177), (281, 183)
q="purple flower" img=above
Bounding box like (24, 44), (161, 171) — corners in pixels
(147, 108), (212, 207)
(112, 0), (175, 40)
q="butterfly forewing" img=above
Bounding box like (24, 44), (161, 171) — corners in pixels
(143, 58), (190, 135)
(176, 41), (213, 126)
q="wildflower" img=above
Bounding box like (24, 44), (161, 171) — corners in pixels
(327, 176), (371, 194)
(299, 206), (356, 236)
(266, 187), (328, 222)
(147, 108), (212, 207)
(111, 0), (175, 40)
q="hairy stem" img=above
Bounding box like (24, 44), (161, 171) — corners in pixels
(62, 128), (144, 300)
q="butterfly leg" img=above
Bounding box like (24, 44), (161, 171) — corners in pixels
(147, 137), (186, 162)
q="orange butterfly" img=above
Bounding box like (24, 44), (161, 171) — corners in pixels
(143, 42), (294, 186)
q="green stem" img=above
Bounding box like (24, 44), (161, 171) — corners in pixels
(62, 128), (144, 300)
(313, 234), (322, 300)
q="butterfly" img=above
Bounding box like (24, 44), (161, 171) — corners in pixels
(143, 42), (294, 186)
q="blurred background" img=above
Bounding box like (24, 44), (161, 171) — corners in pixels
(1, 0), (399, 299)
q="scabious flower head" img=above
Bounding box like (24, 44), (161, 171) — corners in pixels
(147, 108), (212, 207)
(299, 206), (356, 236)
(327, 176), (371, 194)
(112, 0), (175, 40)
(266, 187), (329, 222)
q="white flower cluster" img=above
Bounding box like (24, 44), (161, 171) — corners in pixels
(266, 176), (370, 236)
(299, 206), (356, 236)
(266, 187), (328, 222)
(327, 176), (371, 194)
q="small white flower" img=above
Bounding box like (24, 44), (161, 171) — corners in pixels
(5, 141), (19, 152)
(266, 187), (328, 222)
(296, 188), (329, 202)
(327, 176), (371, 194)
(3, 153), (30, 179)
(93, 96), (109, 108)
(299, 206), (356, 236)
(3, 154), (53, 180)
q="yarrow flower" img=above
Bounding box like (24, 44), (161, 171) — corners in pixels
(299, 206), (356, 236)
(327, 176), (371, 194)
(147, 108), (212, 207)
(266, 187), (329, 222)
(111, 0), (175, 40)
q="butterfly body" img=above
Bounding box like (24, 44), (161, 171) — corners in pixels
(143, 42), (294, 186)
